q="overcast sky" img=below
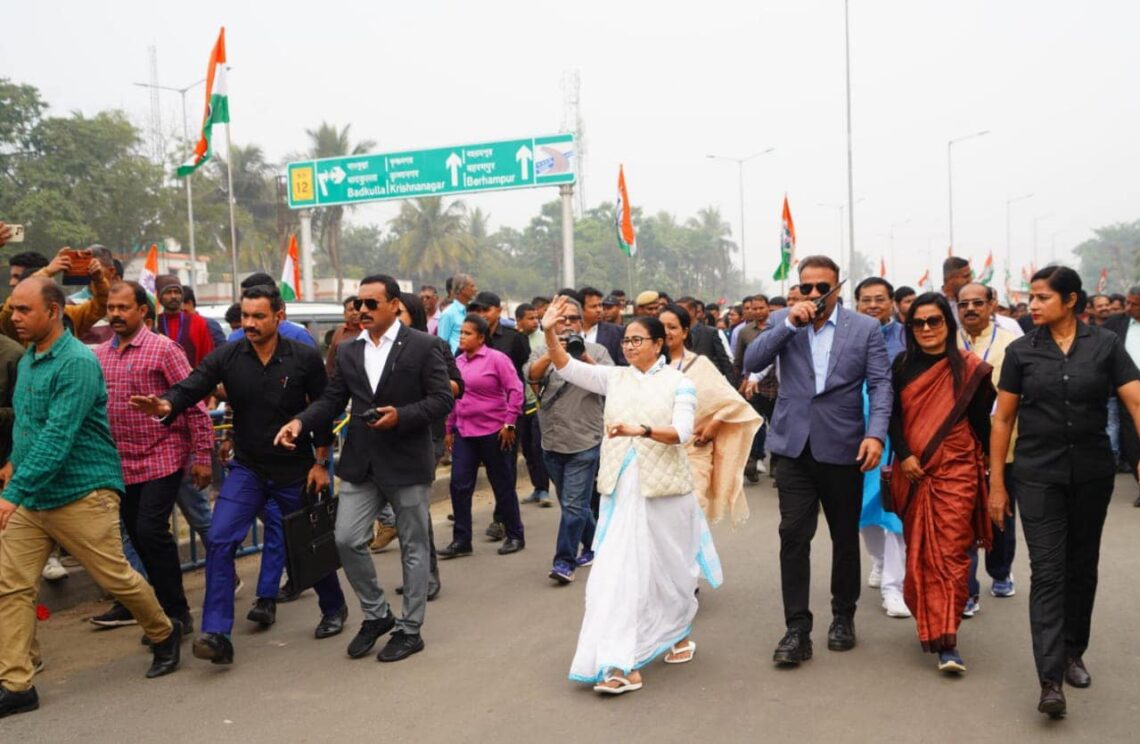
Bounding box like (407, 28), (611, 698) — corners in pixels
(4, 1), (1137, 289)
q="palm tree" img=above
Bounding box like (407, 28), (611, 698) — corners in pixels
(211, 144), (278, 273)
(390, 197), (474, 282)
(687, 206), (737, 295)
(306, 123), (376, 299)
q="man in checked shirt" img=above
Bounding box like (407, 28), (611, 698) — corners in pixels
(95, 281), (215, 639)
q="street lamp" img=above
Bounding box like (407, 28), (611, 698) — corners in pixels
(947, 129), (990, 253)
(707, 147), (775, 280)
(134, 78), (206, 292)
(1004, 192), (1033, 285)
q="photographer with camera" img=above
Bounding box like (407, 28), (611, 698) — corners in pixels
(525, 295), (613, 584)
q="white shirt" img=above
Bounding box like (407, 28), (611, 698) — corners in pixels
(584, 324), (598, 344)
(1126, 318), (1140, 365)
(359, 323), (401, 392)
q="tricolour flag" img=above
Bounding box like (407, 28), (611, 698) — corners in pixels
(616, 165), (636, 257)
(879, 257), (887, 278)
(280, 234), (301, 301)
(773, 195), (796, 281)
(139, 244), (158, 294)
(177, 28), (230, 178)
(1096, 268), (1108, 293)
(917, 268), (932, 292)
(977, 251), (994, 285)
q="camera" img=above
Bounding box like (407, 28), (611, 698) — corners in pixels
(360, 408), (381, 424)
(564, 334), (586, 359)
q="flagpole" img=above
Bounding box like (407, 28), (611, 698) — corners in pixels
(224, 121), (240, 301)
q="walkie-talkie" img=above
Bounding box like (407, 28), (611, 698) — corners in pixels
(814, 279), (847, 313)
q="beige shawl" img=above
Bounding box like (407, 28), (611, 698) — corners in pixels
(677, 351), (763, 525)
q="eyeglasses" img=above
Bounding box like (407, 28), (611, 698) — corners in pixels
(956, 299), (987, 310)
(908, 316), (946, 330)
(798, 282), (832, 296)
(352, 298), (384, 311)
(557, 315), (582, 323)
(620, 336), (648, 348)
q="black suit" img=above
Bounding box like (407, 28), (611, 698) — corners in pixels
(300, 324), (453, 487)
(1103, 313), (1139, 478)
(593, 322), (627, 366)
(689, 322), (733, 379)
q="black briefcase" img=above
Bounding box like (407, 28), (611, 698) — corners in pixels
(283, 485), (341, 592)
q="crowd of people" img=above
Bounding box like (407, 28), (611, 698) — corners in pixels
(0, 219), (1138, 722)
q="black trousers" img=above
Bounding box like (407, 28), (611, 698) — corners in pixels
(518, 411), (549, 492)
(120, 469), (190, 618)
(1014, 474), (1113, 684)
(774, 444), (863, 633)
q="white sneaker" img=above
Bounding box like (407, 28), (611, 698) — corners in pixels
(42, 556), (69, 582)
(882, 593), (912, 618)
(867, 564), (883, 589)
(755, 460), (767, 475)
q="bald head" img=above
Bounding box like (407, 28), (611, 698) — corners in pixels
(10, 275), (66, 347)
(957, 282), (994, 335)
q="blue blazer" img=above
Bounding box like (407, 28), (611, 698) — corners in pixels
(743, 306), (892, 465)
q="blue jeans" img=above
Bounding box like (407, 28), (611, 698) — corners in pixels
(202, 462), (345, 634)
(176, 480), (213, 547)
(1107, 396), (1121, 458)
(543, 446), (600, 567)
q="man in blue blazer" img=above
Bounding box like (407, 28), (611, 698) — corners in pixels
(744, 255), (892, 667)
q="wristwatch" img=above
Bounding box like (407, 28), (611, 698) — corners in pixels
(504, 424), (517, 432)
(641, 425), (652, 438)
(314, 457), (330, 468)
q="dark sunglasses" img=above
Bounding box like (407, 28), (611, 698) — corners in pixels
(956, 299), (987, 310)
(353, 298), (384, 311)
(908, 316), (946, 330)
(798, 282), (832, 296)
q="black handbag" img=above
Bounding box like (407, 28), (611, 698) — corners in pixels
(283, 484), (341, 592)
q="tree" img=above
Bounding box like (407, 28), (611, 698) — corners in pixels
(306, 123), (376, 299)
(389, 197), (474, 284)
(1073, 220), (1140, 293)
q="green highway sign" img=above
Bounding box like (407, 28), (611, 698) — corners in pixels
(287, 133), (576, 209)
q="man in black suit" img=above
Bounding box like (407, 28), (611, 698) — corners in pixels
(1103, 287), (1140, 505)
(678, 296), (733, 379)
(276, 275), (453, 663)
(579, 286), (626, 366)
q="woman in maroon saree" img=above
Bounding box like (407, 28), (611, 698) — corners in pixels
(888, 293), (995, 674)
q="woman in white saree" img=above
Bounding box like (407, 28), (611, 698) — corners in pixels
(540, 296), (722, 696)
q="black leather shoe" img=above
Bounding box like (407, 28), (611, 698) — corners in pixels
(1038, 680), (1066, 718)
(438, 542), (473, 559)
(347, 614), (397, 659)
(0, 685), (39, 719)
(377, 630), (425, 662)
(314, 605), (348, 640)
(497, 537), (525, 555)
(772, 629), (813, 666)
(141, 611), (193, 646)
(246, 598), (277, 627)
(396, 572), (441, 601)
(1065, 657), (1091, 688)
(146, 622), (181, 678)
(276, 579), (306, 603)
(192, 633), (234, 665)
(827, 617), (856, 651)
(744, 458), (760, 483)
(484, 521), (506, 541)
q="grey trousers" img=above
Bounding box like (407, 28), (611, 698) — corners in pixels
(336, 479), (431, 634)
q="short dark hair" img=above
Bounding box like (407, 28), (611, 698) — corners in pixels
(675, 295), (697, 308)
(113, 259), (125, 278)
(1109, 293), (1126, 304)
(531, 296), (551, 307)
(751, 294), (769, 304)
(893, 286), (916, 303)
(110, 280), (149, 308)
(610, 289), (626, 298)
(240, 272), (276, 290)
(626, 316), (672, 363)
(180, 285), (197, 305)
(740, 294), (754, 304)
(855, 277), (894, 300)
(462, 312), (490, 340)
(768, 296), (788, 308)
(9, 251), (48, 271)
(557, 287), (581, 304)
(224, 302), (242, 326)
(1128, 286), (1140, 298)
(241, 284), (285, 312)
(343, 295), (359, 308)
(420, 284), (438, 296)
(797, 255), (841, 277)
(359, 274), (401, 302)
(578, 286), (604, 301)
(515, 302), (535, 320)
(942, 256), (970, 281)
(1090, 293), (1108, 303)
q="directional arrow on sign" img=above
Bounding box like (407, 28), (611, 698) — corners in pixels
(445, 152), (462, 187)
(515, 145), (533, 180)
(328, 166), (346, 185)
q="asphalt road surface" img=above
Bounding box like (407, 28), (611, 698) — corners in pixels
(7, 473), (1140, 743)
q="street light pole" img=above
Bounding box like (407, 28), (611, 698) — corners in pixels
(1004, 192), (1033, 287)
(707, 147), (775, 281)
(844, 0), (857, 302)
(134, 78), (206, 292)
(947, 129), (990, 253)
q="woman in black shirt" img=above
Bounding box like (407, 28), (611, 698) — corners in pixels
(990, 265), (1140, 719)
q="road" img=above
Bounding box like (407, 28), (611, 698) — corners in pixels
(7, 473), (1140, 743)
